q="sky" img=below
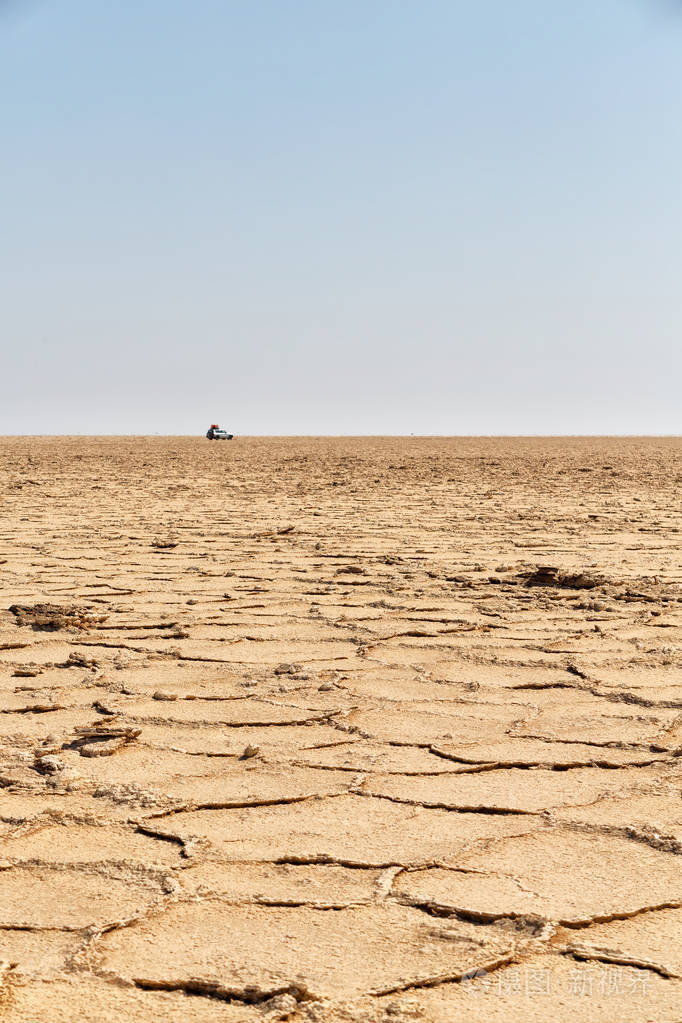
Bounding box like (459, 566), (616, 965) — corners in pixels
(1, 0), (681, 435)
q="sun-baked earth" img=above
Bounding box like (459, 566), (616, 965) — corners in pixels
(0, 436), (680, 1022)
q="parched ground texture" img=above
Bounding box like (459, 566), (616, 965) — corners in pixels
(0, 435), (680, 1023)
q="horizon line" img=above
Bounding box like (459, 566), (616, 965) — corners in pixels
(1, 433), (680, 440)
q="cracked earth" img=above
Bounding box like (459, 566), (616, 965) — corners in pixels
(0, 436), (680, 1022)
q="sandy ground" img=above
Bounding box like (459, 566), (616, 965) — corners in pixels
(0, 436), (680, 1022)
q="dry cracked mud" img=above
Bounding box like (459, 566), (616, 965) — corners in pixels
(0, 435), (680, 1021)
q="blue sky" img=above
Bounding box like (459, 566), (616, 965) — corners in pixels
(2, 0), (680, 434)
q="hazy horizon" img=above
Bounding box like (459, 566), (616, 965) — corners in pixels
(3, 1), (681, 436)
(2, 432), (679, 440)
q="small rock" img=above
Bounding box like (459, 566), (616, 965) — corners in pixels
(274, 663), (300, 675)
(240, 745), (261, 760)
(153, 690), (178, 701)
(36, 755), (65, 774)
(66, 651), (98, 670)
(262, 993), (298, 1016)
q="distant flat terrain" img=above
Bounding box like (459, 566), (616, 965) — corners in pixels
(0, 436), (680, 1022)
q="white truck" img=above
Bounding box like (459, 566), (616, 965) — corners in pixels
(206, 424), (233, 440)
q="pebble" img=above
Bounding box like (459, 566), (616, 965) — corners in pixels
(240, 745), (261, 760)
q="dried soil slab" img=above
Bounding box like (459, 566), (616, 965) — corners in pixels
(406, 696), (531, 718)
(180, 862), (381, 905)
(375, 953), (682, 1023)
(0, 630), (31, 651)
(263, 688), (364, 714)
(453, 829), (682, 923)
(0, 821), (181, 866)
(121, 678), (257, 702)
(295, 741), (487, 775)
(431, 662), (576, 691)
(112, 698), (330, 727)
(138, 722), (346, 757)
(0, 708), (94, 741)
(0, 643), (86, 667)
(364, 767), (647, 814)
(131, 638), (360, 665)
(101, 661), (251, 693)
(97, 902), (515, 1001)
(184, 622), (335, 644)
(0, 931), (79, 979)
(365, 646), (485, 669)
(138, 764), (352, 807)
(338, 670), (479, 703)
(0, 693), (67, 713)
(554, 792), (682, 846)
(431, 738), (665, 769)
(601, 684), (682, 705)
(54, 745), (238, 787)
(395, 865), (542, 919)
(0, 865), (163, 929)
(2, 686), (105, 712)
(369, 633), (499, 654)
(594, 664), (682, 694)
(512, 708), (678, 747)
(146, 794), (542, 866)
(523, 687), (673, 716)
(345, 707), (516, 746)
(0, 976), (259, 1023)
(0, 791), (147, 823)
(558, 907), (682, 978)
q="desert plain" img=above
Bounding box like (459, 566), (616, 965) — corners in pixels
(0, 435), (680, 1022)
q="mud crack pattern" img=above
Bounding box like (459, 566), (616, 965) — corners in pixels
(0, 436), (680, 1021)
